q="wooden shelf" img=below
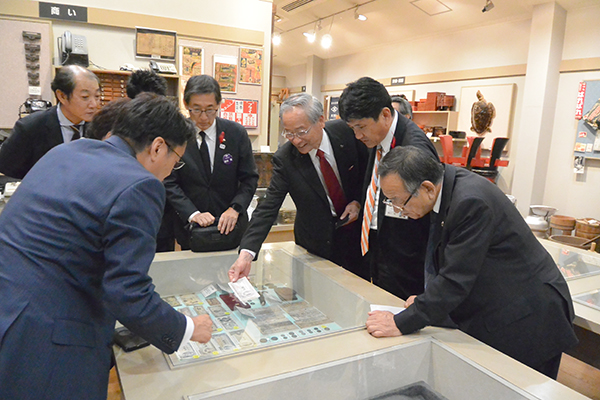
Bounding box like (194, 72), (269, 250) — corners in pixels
(413, 111), (459, 136)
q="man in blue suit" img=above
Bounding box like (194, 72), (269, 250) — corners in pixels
(0, 94), (212, 399)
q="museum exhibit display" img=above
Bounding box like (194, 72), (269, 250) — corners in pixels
(114, 243), (586, 400)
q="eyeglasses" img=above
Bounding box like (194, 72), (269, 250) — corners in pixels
(382, 185), (420, 214)
(165, 142), (185, 170)
(188, 108), (218, 117)
(281, 126), (312, 140)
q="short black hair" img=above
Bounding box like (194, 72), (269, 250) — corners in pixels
(111, 93), (195, 153)
(379, 146), (444, 193)
(126, 69), (168, 99)
(183, 75), (222, 105)
(51, 65), (99, 99)
(85, 98), (130, 140)
(339, 77), (393, 122)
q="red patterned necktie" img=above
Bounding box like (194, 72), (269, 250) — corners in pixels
(316, 149), (346, 217)
(361, 147), (383, 255)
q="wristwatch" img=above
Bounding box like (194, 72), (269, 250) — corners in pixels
(231, 203), (243, 213)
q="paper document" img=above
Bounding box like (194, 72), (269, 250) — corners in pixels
(228, 277), (260, 304)
(370, 304), (405, 314)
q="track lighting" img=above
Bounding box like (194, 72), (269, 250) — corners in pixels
(272, 32), (281, 46)
(354, 6), (367, 21)
(321, 33), (332, 49)
(482, 0), (494, 13)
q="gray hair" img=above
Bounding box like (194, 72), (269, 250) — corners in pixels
(391, 96), (413, 119)
(280, 93), (323, 124)
(379, 146), (444, 193)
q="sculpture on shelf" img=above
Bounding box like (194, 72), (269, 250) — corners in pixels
(470, 90), (496, 135)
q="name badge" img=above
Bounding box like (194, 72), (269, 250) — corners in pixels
(385, 204), (408, 219)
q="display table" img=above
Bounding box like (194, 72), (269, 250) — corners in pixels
(114, 242), (586, 400)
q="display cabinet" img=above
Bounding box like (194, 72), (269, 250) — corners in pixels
(114, 243), (585, 400)
(413, 111), (459, 136)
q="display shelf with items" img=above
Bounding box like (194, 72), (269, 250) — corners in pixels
(413, 111), (459, 138)
(149, 248), (370, 368)
(55, 68), (180, 107)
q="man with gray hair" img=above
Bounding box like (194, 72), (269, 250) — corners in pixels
(229, 93), (368, 281)
(366, 145), (578, 379)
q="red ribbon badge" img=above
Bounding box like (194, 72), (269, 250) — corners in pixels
(219, 131), (226, 144)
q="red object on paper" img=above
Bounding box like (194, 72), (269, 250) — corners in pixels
(575, 81), (586, 120)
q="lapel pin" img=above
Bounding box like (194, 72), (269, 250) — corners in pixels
(223, 153), (233, 165)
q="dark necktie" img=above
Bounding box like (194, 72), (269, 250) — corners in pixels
(316, 149), (346, 217)
(70, 125), (81, 141)
(424, 211), (439, 287)
(199, 131), (211, 176)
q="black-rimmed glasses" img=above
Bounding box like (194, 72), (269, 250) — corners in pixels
(382, 185), (420, 214)
(166, 142), (185, 170)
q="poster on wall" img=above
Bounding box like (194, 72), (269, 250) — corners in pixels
(457, 84), (515, 150)
(220, 98), (258, 128)
(327, 96), (340, 120)
(573, 80), (600, 161)
(180, 46), (203, 77)
(213, 55), (238, 93)
(239, 47), (262, 85)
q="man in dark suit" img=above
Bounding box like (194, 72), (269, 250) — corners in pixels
(339, 77), (439, 300)
(367, 146), (578, 379)
(0, 94), (212, 399)
(229, 93), (367, 281)
(162, 75), (258, 251)
(0, 65), (100, 179)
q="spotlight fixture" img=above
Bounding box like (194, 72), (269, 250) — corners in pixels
(321, 33), (332, 49)
(303, 31), (316, 43)
(482, 0), (494, 13)
(354, 6), (367, 21)
(272, 32), (281, 46)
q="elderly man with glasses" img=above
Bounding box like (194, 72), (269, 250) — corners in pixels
(162, 75), (258, 252)
(229, 93), (368, 282)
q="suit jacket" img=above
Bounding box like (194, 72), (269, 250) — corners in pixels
(395, 165), (578, 369)
(164, 117), (258, 249)
(0, 136), (187, 400)
(240, 120), (368, 275)
(0, 106), (64, 179)
(365, 113), (439, 299)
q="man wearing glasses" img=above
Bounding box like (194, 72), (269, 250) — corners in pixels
(339, 77), (439, 301)
(162, 75), (258, 251)
(366, 146), (578, 380)
(229, 93), (368, 282)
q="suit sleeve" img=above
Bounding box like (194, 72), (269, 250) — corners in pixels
(101, 177), (186, 353)
(394, 196), (495, 334)
(0, 118), (35, 179)
(164, 168), (199, 222)
(230, 129), (259, 210)
(239, 153), (289, 258)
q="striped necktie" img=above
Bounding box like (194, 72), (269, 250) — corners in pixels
(361, 147), (383, 255)
(70, 125), (81, 141)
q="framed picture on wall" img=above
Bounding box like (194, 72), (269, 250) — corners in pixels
(457, 84), (516, 151)
(180, 46), (203, 77)
(239, 47), (263, 85)
(213, 55), (238, 93)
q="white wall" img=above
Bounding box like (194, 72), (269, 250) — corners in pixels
(543, 3), (600, 220)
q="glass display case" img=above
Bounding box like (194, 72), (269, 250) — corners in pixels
(573, 289), (600, 312)
(539, 239), (600, 280)
(148, 248), (371, 368)
(187, 338), (541, 400)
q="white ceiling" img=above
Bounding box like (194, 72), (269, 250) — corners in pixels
(272, 0), (597, 68)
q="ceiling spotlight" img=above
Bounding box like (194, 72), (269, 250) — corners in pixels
(303, 31), (316, 43)
(482, 0), (494, 13)
(274, 14), (282, 23)
(354, 6), (367, 21)
(272, 32), (281, 46)
(321, 33), (332, 49)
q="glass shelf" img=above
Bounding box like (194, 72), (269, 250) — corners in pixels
(148, 249), (371, 368)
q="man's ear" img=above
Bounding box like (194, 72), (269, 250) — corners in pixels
(149, 136), (166, 162)
(55, 90), (68, 105)
(421, 180), (437, 200)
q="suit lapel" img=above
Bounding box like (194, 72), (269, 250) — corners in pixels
(47, 107), (65, 146)
(428, 165), (456, 273)
(327, 130), (351, 195)
(292, 150), (329, 206)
